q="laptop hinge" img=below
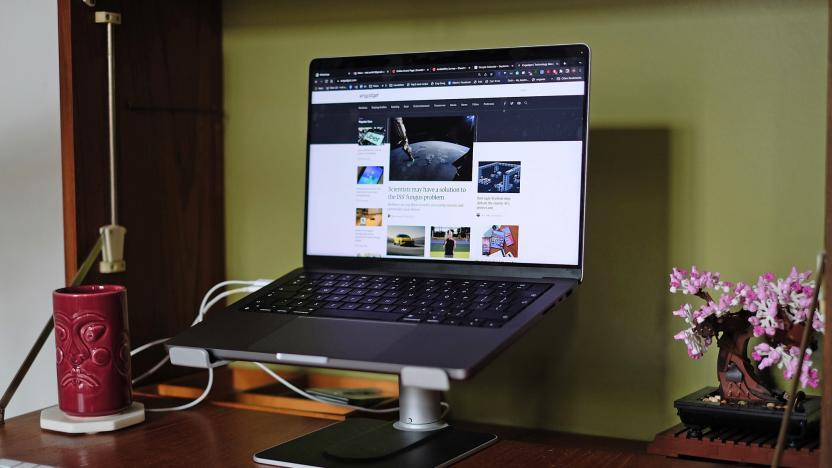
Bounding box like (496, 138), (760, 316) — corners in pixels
(305, 257), (580, 281)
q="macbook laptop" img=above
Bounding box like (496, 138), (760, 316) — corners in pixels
(167, 44), (590, 381)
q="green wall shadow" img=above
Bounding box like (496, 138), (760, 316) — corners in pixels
(448, 128), (671, 440)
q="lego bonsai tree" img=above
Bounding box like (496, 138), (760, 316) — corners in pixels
(670, 267), (823, 402)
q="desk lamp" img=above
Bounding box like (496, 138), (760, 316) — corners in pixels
(0, 6), (141, 432)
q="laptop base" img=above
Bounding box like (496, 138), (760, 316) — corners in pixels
(253, 418), (496, 468)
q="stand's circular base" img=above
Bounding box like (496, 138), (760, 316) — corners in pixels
(393, 420), (449, 432)
(40, 402), (145, 434)
(254, 418), (497, 467)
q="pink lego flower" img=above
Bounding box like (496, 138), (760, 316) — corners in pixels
(670, 266), (823, 388)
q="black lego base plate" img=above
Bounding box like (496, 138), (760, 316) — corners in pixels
(674, 387), (820, 441)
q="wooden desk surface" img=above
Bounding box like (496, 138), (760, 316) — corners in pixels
(0, 403), (729, 467)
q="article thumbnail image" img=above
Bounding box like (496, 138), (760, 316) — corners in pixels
(355, 208), (383, 227)
(357, 166), (384, 184)
(482, 225), (519, 258)
(358, 121), (386, 146)
(478, 161), (521, 194)
(388, 115), (476, 181)
(386, 226), (425, 257)
(430, 226), (471, 259)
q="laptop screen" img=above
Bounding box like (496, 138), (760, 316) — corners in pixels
(305, 45), (589, 268)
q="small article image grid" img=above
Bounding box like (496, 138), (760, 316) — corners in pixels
(355, 208), (383, 227)
(430, 226), (470, 259)
(481, 225), (519, 258)
(386, 225), (425, 257)
(477, 161), (521, 193)
(358, 117), (386, 146)
(356, 166), (384, 184)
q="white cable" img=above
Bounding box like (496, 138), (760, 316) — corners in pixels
(199, 279), (271, 311)
(194, 286), (255, 325)
(440, 401), (450, 418)
(255, 362), (451, 416)
(131, 337), (170, 356)
(145, 368), (214, 413)
(199, 280), (254, 311)
(132, 281), (265, 410)
(254, 362), (400, 413)
(132, 356), (169, 386)
(130, 338), (171, 385)
(132, 285), (258, 386)
(198, 280), (268, 322)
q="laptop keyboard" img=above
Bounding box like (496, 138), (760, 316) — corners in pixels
(239, 273), (551, 328)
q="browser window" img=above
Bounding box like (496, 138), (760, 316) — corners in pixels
(306, 55), (587, 266)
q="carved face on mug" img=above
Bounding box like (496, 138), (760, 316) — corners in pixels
(54, 310), (129, 394)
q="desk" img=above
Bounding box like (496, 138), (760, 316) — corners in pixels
(0, 401), (730, 467)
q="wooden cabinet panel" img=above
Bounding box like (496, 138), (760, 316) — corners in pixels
(57, 0), (225, 380)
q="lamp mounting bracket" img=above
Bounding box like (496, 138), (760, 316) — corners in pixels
(94, 11), (121, 25)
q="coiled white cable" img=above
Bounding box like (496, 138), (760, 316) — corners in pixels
(143, 368), (215, 413)
(253, 362), (400, 414)
(131, 282), (266, 411)
(194, 286), (257, 325)
(131, 286), (259, 386)
(252, 362), (450, 417)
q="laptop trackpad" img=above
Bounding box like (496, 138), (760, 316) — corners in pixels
(248, 317), (415, 362)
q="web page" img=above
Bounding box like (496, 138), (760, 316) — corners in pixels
(306, 61), (586, 266)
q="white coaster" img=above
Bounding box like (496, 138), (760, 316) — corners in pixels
(40, 402), (145, 434)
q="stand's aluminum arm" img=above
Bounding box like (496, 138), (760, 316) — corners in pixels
(400, 366), (450, 391)
(396, 367), (450, 431)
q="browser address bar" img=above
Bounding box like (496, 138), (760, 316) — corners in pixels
(311, 81), (585, 105)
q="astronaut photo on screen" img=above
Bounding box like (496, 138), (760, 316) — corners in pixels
(388, 115), (476, 181)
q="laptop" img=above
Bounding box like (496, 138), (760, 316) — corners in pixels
(167, 44), (590, 382)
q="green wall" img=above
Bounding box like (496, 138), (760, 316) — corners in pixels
(222, 0), (827, 440)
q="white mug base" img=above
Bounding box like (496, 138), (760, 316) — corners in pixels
(40, 402), (145, 434)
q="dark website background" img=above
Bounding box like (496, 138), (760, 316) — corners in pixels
(310, 96), (584, 144)
(309, 56), (586, 145)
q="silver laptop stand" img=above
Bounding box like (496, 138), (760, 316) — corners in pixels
(170, 347), (496, 467)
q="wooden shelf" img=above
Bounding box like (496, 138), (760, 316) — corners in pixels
(134, 366), (398, 421)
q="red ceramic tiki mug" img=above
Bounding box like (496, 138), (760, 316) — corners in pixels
(52, 285), (132, 416)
